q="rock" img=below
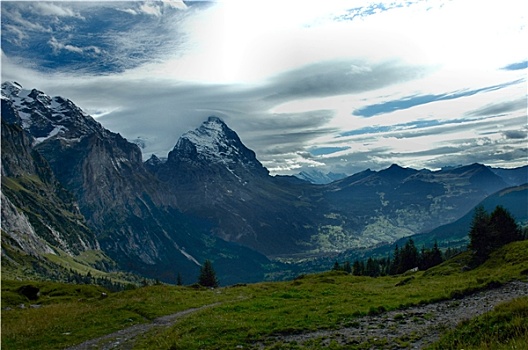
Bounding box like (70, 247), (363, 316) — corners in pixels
(18, 284), (40, 300)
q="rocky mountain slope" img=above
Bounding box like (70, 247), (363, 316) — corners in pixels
(1, 82), (270, 284)
(2, 82), (525, 282)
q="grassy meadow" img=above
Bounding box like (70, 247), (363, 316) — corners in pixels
(2, 241), (527, 349)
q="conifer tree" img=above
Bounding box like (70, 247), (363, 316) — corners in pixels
(390, 245), (400, 275)
(469, 205), (522, 263)
(489, 206), (522, 245)
(468, 205), (491, 261)
(343, 261), (352, 274)
(198, 260), (219, 288)
(177, 272), (182, 286)
(352, 260), (362, 276)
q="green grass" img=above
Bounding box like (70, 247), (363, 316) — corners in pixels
(2, 241), (527, 350)
(1, 284), (236, 350)
(427, 296), (528, 350)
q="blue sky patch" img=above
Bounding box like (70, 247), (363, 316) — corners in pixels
(501, 61), (527, 71)
(310, 146), (350, 156)
(353, 79), (525, 117)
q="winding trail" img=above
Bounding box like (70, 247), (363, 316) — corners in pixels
(64, 302), (221, 350)
(64, 281), (528, 350)
(257, 280), (528, 349)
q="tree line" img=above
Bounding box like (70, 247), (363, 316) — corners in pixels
(332, 239), (451, 277)
(469, 205), (524, 264)
(333, 205), (525, 276)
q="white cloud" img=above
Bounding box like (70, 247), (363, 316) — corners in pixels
(32, 2), (83, 18)
(48, 37), (102, 55)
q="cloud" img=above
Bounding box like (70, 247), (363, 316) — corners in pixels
(266, 60), (431, 102)
(139, 2), (162, 17)
(353, 79), (525, 117)
(1, 0), (526, 176)
(32, 2), (83, 18)
(48, 36), (102, 56)
(503, 130), (527, 140)
(466, 98), (527, 117)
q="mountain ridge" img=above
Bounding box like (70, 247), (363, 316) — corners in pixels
(2, 82), (526, 283)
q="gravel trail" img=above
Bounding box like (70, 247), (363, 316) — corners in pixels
(257, 280), (528, 349)
(64, 281), (527, 350)
(64, 302), (221, 350)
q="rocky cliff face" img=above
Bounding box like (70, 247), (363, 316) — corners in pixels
(1, 82), (270, 284)
(1, 117), (99, 257)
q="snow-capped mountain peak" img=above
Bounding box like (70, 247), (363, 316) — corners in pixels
(177, 116), (237, 159)
(1, 81), (104, 143)
(168, 116), (268, 176)
(1, 81), (23, 99)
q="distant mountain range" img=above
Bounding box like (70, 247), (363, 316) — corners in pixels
(294, 170), (347, 184)
(2, 82), (526, 284)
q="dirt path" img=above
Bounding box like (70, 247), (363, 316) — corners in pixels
(65, 281), (527, 350)
(64, 302), (221, 350)
(257, 280), (528, 349)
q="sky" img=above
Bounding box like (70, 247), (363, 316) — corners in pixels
(1, 0), (527, 175)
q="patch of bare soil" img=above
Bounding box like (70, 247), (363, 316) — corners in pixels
(258, 280), (528, 349)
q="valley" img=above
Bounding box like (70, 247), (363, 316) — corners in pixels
(2, 82), (526, 286)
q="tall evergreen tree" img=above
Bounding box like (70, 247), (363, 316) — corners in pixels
(177, 272), (183, 286)
(431, 241), (443, 265)
(365, 257), (380, 277)
(343, 261), (352, 274)
(468, 205), (491, 262)
(489, 206), (522, 245)
(390, 244), (400, 275)
(469, 205), (522, 263)
(352, 260), (362, 276)
(198, 260), (219, 288)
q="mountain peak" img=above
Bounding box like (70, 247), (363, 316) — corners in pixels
(1, 82), (105, 142)
(206, 115), (225, 124)
(378, 164), (418, 182)
(168, 116), (268, 176)
(1, 81), (23, 99)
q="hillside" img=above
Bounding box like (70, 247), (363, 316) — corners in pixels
(2, 241), (527, 349)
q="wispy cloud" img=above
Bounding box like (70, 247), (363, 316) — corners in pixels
(353, 79), (526, 117)
(466, 97), (527, 117)
(48, 36), (102, 56)
(32, 2), (84, 19)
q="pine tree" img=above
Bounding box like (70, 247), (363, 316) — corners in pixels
(343, 261), (352, 274)
(365, 257), (380, 277)
(177, 272), (182, 286)
(431, 241), (443, 267)
(489, 206), (522, 245)
(390, 245), (400, 275)
(468, 205), (491, 262)
(352, 260), (362, 276)
(403, 239), (419, 271)
(198, 260), (219, 288)
(469, 205), (522, 263)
